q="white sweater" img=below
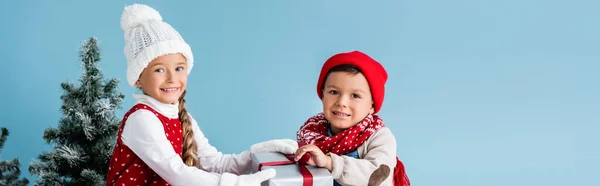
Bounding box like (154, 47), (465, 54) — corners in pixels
(121, 94), (252, 186)
(329, 127), (398, 186)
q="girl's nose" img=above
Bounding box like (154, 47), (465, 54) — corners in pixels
(166, 70), (176, 83)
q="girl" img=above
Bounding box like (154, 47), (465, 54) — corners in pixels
(106, 4), (296, 186)
(294, 51), (410, 186)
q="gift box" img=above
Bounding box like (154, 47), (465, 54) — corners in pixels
(251, 152), (333, 186)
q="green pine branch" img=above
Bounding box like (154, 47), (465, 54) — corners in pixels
(29, 36), (124, 186)
(0, 127), (30, 186)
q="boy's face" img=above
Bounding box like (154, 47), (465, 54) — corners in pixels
(322, 71), (374, 135)
(136, 54), (188, 104)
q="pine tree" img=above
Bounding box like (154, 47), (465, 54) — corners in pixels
(28, 37), (124, 186)
(0, 128), (29, 186)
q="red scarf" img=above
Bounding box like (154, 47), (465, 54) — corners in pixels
(296, 113), (410, 186)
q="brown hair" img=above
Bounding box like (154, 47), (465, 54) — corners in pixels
(179, 90), (200, 167)
(320, 64), (362, 91)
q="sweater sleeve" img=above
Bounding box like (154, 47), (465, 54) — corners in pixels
(328, 127), (397, 186)
(122, 110), (225, 186)
(190, 115), (253, 175)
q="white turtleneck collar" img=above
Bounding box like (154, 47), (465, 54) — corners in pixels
(132, 94), (179, 119)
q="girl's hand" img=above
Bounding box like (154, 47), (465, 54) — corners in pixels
(220, 168), (276, 186)
(250, 139), (298, 154)
(294, 144), (332, 171)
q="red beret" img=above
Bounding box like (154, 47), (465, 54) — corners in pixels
(316, 51), (388, 114)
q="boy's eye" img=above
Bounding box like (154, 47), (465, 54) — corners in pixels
(154, 68), (164, 73)
(176, 67), (184, 71)
(328, 90), (339, 95)
(352, 93), (361, 99)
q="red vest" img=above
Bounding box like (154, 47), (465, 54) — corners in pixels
(106, 104), (184, 186)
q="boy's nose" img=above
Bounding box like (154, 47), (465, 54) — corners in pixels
(336, 97), (348, 108)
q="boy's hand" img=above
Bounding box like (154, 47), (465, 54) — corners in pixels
(294, 144), (332, 171)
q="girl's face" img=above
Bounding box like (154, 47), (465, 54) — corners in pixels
(136, 54), (188, 104)
(321, 71), (374, 135)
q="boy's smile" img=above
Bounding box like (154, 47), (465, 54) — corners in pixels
(332, 111), (351, 118)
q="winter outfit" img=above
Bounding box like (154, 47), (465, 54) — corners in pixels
(297, 51), (410, 186)
(107, 4), (296, 186)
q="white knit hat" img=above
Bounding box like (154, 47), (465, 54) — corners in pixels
(121, 4), (194, 87)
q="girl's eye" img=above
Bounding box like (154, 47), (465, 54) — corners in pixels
(154, 68), (164, 73)
(328, 90), (339, 95)
(176, 67), (184, 71)
(352, 93), (361, 99)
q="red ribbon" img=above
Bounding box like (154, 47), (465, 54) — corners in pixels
(258, 154), (313, 186)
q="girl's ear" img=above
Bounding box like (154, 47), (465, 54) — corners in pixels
(135, 80), (142, 88)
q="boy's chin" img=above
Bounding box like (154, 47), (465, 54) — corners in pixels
(329, 122), (356, 130)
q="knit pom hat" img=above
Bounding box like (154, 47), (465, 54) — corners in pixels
(316, 51), (388, 114)
(121, 4), (194, 87)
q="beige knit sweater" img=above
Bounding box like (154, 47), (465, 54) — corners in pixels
(328, 127), (397, 186)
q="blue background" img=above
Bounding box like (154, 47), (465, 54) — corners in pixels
(1, 0), (599, 185)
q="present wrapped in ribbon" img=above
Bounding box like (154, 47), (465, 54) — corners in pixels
(251, 152), (333, 186)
